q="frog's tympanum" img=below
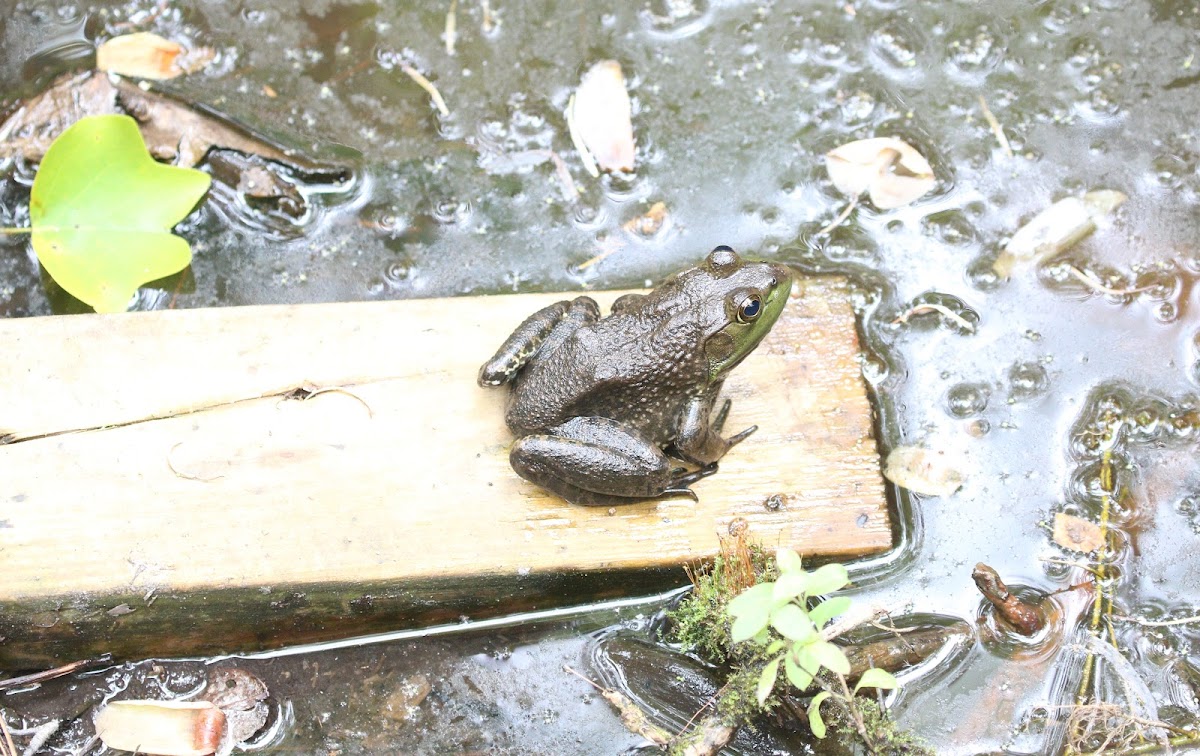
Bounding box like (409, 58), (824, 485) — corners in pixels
(479, 246), (792, 507)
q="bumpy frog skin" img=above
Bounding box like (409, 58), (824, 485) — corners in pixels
(478, 246), (792, 507)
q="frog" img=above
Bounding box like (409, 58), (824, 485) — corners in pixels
(478, 245), (793, 507)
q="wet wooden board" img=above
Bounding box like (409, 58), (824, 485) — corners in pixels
(0, 278), (889, 669)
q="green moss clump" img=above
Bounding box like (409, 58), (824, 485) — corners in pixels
(835, 699), (935, 756)
(663, 533), (776, 665)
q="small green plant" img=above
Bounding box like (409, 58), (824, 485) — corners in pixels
(725, 547), (899, 737)
(1, 114), (210, 312)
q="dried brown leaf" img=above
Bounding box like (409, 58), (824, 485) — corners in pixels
(824, 137), (935, 209)
(1053, 512), (1106, 553)
(96, 33), (211, 80)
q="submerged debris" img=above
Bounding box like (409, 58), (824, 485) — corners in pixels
(825, 136), (935, 214)
(568, 60), (636, 176)
(971, 563), (1045, 636)
(95, 700), (226, 756)
(883, 445), (966, 497)
(92, 666), (269, 756)
(1052, 512), (1106, 553)
(96, 32), (215, 80)
(993, 190), (1127, 276)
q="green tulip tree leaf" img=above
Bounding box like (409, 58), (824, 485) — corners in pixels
(30, 114), (211, 312)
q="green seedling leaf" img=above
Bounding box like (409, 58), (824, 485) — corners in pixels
(808, 691), (831, 738)
(772, 571), (810, 603)
(854, 668), (900, 693)
(728, 583), (774, 643)
(776, 547), (803, 574)
(770, 603), (817, 643)
(809, 640), (851, 676)
(756, 656), (781, 706)
(806, 563), (851, 596)
(30, 114), (211, 312)
(808, 596), (852, 628)
(784, 653), (814, 691)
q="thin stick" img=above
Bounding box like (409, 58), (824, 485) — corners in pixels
(1112, 613), (1200, 628)
(977, 95), (1013, 157)
(19, 720), (59, 756)
(400, 64), (449, 116)
(1065, 266), (1155, 296)
(0, 714), (16, 756)
(481, 0), (496, 32)
(0, 654), (113, 693)
(445, 0), (458, 55)
(816, 193), (860, 236)
(0, 229), (32, 235)
(892, 303), (976, 333)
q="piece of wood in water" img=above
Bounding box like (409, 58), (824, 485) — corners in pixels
(0, 277), (889, 669)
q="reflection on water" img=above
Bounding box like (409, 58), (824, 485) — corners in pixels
(1, 0), (1198, 752)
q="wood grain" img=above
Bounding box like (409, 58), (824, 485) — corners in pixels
(0, 278), (889, 666)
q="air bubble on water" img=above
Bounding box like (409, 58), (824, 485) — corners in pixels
(946, 382), (991, 418)
(1007, 362), (1049, 402)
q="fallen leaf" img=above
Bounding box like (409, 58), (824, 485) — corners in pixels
(95, 700), (225, 756)
(622, 201), (669, 238)
(824, 137), (936, 210)
(198, 667), (269, 745)
(568, 60), (635, 176)
(96, 32), (213, 80)
(993, 190), (1127, 276)
(30, 114), (211, 312)
(1053, 512), (1106, 552)
(884, 446), (965, 497)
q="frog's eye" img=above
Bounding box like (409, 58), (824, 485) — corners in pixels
(737, 294), (763, 323)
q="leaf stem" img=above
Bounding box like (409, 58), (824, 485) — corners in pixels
(0, 227), (32, 235)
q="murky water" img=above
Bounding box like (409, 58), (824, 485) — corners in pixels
(2, 0), (1198, 753)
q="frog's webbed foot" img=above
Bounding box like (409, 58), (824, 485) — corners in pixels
(510, 416), (706, 507)
(661, 464), (719, 500)
(707, 398), (757, 448)
(478, 296), (599, 387)
(674, 391), (758, 466)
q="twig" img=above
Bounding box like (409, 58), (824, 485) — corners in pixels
(19, 720), (59, 756)
(0, 654), (113, 693)
(821, 605), (887, 642)
(674, 683), (727, 738)
(977, 95), (1013, 157)
(481, 0), (496, 32)
(892, 303), (976, 333)
(1075, 433), (1120, 720)
(0, 714), (16, 756)
(1112, 613), (1200, 627)
(445, 0), (458, 55)
(399, 64), (449, 116)
(1065, 265), (1155, 296)
(816, 193), (860, 236)
(562, 665), (671, 746)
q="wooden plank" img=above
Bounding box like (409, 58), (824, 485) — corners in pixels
(0, 277), (889, 668)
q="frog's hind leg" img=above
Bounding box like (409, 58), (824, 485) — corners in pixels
(510, 416), (702, 507)
(477, 296), (600, 387)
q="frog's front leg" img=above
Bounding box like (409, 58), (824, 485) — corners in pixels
(510, 416), (713, 507)
(478, 296), (600, 387)
(673, 387), (757, 466)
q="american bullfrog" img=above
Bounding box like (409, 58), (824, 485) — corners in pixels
(478, 246), (792, 506)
